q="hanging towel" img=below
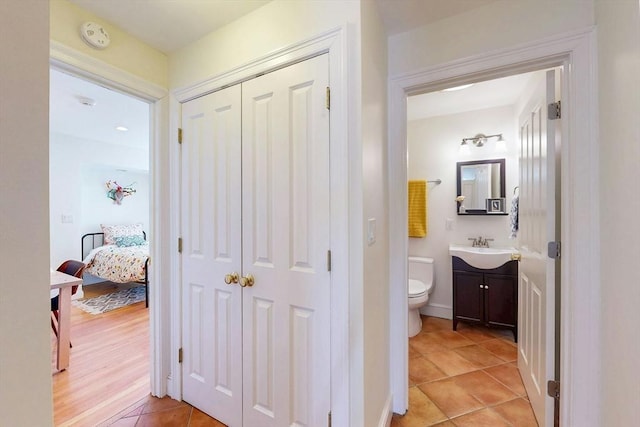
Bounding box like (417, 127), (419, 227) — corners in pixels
(408, 180), (427, 238)
(509, 194), (519, 239)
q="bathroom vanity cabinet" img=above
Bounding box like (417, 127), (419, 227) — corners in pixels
(451, 257), (518, 341)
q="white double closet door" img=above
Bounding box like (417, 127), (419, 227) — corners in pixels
(180, 54), (331, 427)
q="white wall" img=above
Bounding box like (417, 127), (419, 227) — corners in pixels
(360, 1), (390, 425)
(595, 1), (640, 425)
(49, 133), (149, 267)
(0, 1), (53, 425)
(408, 105), (519, 318)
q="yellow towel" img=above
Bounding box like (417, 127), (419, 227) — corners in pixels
(408, 180), (427, 238)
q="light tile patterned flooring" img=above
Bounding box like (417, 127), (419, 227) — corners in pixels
(391, 316), (539, 427)
(102, 395), (226, 426)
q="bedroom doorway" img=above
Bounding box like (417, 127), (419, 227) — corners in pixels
(49, 67), (153, 425)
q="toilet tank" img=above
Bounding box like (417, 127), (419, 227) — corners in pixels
(408, 256), (434, 286)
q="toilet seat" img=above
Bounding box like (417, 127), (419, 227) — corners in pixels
(409, 279), (427, 298)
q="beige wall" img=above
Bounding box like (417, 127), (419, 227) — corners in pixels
(169, 0), (359, 89)
(170, 1), (395, 425)
(50, 0), (168, 88)
(361, 1), (390, 425)
(595, 1), (640, 425)
(390, 0), (640, 424)
(388, 0), (594, 76)
(0, 1), (53, 425)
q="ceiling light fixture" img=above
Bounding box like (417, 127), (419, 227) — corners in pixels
(115, 126), (129, 132)
(442, 84), (474, 92)
(77, 96), (96, 107)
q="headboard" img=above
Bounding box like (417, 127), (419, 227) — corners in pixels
(81, 231), (147, 260)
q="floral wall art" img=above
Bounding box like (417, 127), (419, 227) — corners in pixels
(106, 180), (136, 205)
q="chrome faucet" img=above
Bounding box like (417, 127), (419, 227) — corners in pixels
(468, 236), (494, 248)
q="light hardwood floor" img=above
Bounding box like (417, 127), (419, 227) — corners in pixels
(51, 282), (150, 426)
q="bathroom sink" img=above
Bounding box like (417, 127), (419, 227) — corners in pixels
(449, 245), (519, 270)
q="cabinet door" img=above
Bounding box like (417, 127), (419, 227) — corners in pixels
(485, 274), (517, 328)
(453, 271), (484, 323)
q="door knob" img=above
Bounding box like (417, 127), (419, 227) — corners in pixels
(224, 272), (240, 285)
(239, 274), (255, 287)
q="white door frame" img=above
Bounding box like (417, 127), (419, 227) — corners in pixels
(171, 27), (353, 426)
(50, 41), (170, 398)
(388, 28), (600, 426)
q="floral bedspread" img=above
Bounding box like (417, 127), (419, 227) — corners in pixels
(83, 243), (149, 283)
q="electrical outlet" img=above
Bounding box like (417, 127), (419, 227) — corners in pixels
(445, 218), (454, 231)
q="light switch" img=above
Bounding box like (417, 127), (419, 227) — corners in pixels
(445, 218), (454, 231)
(367, 218), (376, 245)
(61, 214), (74, 224)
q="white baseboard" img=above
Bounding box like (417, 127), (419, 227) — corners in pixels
(377, 393), (393, 427)
(421, 303), (452, 319)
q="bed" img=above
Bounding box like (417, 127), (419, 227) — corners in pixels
(81, 223), (150, 307)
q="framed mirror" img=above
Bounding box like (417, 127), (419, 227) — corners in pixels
(456, 158), (507, 215)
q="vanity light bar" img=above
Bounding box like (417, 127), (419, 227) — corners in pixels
(461, 133), (505, 147)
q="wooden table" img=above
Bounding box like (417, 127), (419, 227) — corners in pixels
(51, 270), (82, 371)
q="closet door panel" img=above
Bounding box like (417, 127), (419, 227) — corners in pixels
(181, 85), (243, 427)
(242, 54), (331, 427)
(250, 93), (275, 267)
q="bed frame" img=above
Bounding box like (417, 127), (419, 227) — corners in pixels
(81, 232), (150, 308)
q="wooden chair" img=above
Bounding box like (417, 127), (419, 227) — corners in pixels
(51, 260), (85, 346)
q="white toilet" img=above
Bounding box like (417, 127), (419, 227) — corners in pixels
(408, 256), (435, 337)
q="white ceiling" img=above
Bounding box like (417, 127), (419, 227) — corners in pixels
(407, 71), (541, 121)
(50, 68), (149, 149)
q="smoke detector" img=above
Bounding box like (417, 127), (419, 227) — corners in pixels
(80, 22), (110, 50)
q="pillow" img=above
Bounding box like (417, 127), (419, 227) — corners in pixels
(101, 223), (144, 245)
(114, 235), (146, 247)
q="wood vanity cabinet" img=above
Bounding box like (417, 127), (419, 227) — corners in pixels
(452, 256), (518, 342)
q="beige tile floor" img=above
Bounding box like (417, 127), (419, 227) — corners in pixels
(391, 316), (539, 427)
(102, 395), (226, 426)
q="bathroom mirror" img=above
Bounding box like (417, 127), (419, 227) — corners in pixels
(456, 158), (507, 215)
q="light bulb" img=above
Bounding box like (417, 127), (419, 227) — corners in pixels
(459, 140), (470, 156)
(495, 135), (507, 152)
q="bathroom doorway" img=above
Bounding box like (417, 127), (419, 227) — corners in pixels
(389, 30), (599, 427)
(395, 69), (556, 426)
